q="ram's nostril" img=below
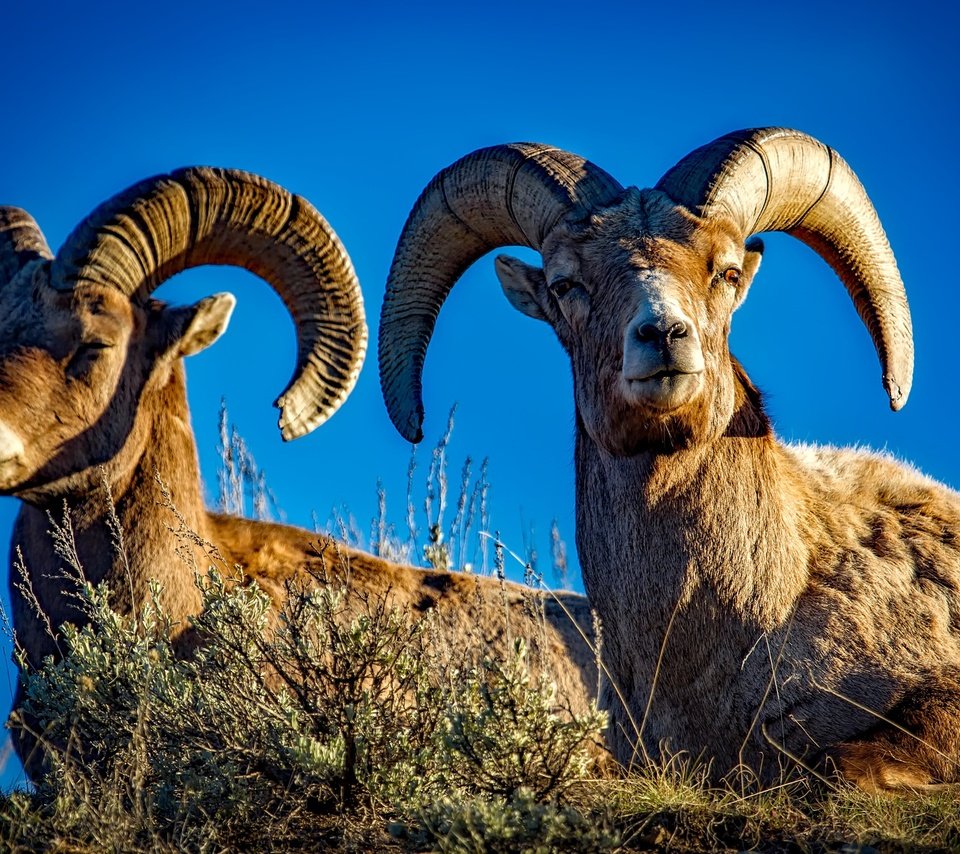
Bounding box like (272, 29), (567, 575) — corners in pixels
(637, 323), (660, 343)
(666, 321), (687, 341)
(635, 320), (688, 345)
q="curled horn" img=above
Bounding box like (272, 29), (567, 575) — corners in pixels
(48, 168), (367, 439)
(656, 127), (913, 410)
(0, 207), (53, 288)
(379, 144), (622, 442)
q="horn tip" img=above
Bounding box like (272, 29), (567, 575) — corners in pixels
(884, 375), (909, 411)
(403, 422), (424, 444)
(275, 395), (322, 441)
(394, 410), (424, 444)
(278, 418), (317, 442)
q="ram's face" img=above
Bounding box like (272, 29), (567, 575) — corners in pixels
(0, 264), (153, 497)
(496, 189), (763, 456)
(0, 262), (233, 499)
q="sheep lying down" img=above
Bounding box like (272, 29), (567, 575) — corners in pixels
(379, 127), (960, 793)
(0, 171), (598, 780)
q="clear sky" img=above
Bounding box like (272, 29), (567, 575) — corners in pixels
(1, 0), (956, 787)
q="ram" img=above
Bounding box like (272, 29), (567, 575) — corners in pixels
(0, 168), (596, 776)
(379, 127), (960, 793)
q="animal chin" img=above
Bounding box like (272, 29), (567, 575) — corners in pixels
(622, 369), (702, 411)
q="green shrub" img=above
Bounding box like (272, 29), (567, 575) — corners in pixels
(444, 638), (605, 802)
(4, 560), (607, 851)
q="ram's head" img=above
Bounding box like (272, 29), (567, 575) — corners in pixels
(0, 169), (366, 500)
(379, 129), (912, 456)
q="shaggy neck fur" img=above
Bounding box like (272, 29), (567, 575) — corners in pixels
(11, 364), (207, 669)
(575, 367), (820, 771)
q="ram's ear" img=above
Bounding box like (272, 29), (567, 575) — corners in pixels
(495, 255), (549, 322)
(734, 237), (764, 311)
(155, 292), (237, 357)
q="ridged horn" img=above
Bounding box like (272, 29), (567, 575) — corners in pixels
(49, 168), (366, 440)
(656, 127), (912, 411)
(379, 144), (622, 442)
(0, 207), (53, 288)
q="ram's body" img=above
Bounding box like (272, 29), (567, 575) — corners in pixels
(8, 353), (592, 691)
(0, 171), (596, 778)
(379, 128), (960, 792)
(575, 397), (960, 783)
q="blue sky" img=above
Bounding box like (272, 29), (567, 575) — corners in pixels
(1, 0), (956, 787)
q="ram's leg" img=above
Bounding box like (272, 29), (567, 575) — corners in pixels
(833, 675), (960, 794)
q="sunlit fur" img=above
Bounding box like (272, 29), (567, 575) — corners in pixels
(497, 188), (960, 791)
(2, 263), (596, 778)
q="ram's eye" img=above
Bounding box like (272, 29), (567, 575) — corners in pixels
(722, 267), (741, 286)
(78, 341), (112, 356)
(548, 278), (579, 299)
(67, 341), (112, 376)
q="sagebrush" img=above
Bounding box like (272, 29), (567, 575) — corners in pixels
(3, 548), (606, 851)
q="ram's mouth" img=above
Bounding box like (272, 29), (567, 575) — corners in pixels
(626, 367), (702, 385)
(622, 369), (703, 409)
(643, 368), (686, 381)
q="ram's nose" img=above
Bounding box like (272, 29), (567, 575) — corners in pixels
(623, 310), (704, 380)
(634, 319), (689, 347)
(0, 422), (25, 484)
(0, 422), (24, 463)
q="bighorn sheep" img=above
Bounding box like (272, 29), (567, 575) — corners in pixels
(379, 128), (960, 793)
(0, 169), (596, 776)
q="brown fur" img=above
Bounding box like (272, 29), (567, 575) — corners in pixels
(832, 670), (960, 794)
(0, 266), (596, 779)
(495, 189), (960, 790)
